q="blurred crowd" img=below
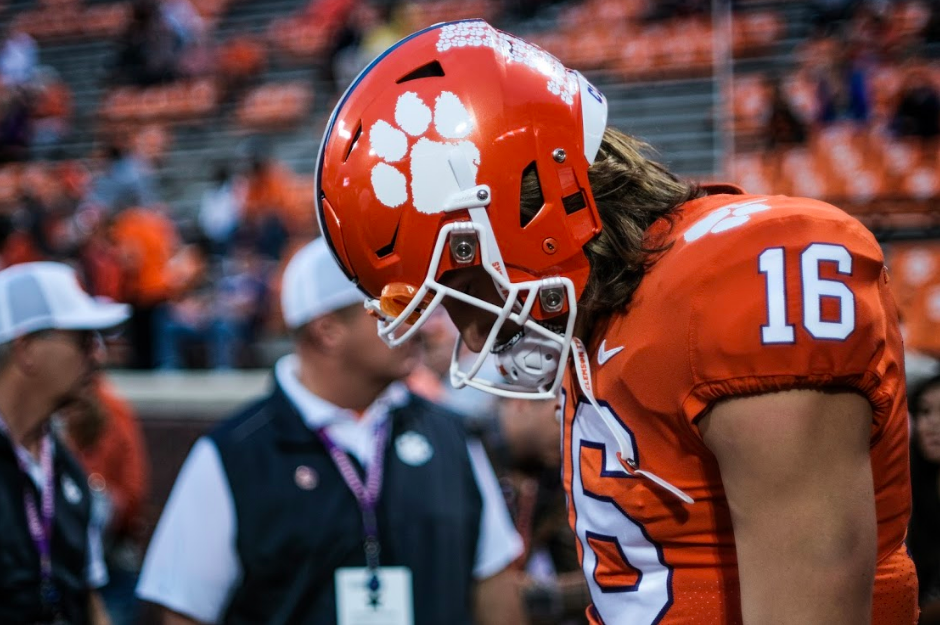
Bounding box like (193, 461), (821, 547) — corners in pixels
(762, 0), (940, 152)
(0, 0), (936, 372)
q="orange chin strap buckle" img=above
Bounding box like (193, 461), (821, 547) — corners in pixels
(379, 283), (433, 325)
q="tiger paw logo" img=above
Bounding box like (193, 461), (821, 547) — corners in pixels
(683, 199), (771, 242)
(368, 91), (480, 214)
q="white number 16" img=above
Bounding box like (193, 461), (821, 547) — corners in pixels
(758, 243), (856, 343)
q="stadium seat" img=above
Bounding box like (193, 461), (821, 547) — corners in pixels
(235, 82), (313, 131)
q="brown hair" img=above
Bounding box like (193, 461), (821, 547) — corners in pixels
(522, 127), (704, 339)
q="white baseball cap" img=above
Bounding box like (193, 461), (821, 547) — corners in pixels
(0, 262), (131, 345)
(281, 237), (366, 330)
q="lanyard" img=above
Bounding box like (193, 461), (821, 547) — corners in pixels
(315, 418), (391, 605)
(0, 415), (59, 608)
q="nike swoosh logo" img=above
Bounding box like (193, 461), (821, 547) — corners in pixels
(597, 340), (624, 365)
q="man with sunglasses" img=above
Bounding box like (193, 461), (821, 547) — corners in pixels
(0, 261), (130, 624)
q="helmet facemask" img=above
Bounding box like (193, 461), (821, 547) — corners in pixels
(367, 210), (577, 400)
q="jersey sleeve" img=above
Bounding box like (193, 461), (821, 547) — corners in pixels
(681, 206), (903, 428)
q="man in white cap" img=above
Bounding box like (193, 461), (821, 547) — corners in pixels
(137, 237), (525, 625)
(0, 261), (130, 624)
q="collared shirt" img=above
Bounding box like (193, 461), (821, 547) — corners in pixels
(136, 356), (523, 624)
(0, 421), (108, 589)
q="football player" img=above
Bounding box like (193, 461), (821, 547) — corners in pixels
(315, 19), (918, 624)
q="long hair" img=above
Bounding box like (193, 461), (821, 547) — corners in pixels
(521, 127), (704, 339)
(908, 373), (940, 602)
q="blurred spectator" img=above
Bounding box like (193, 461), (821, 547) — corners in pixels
(643, 0), (708, 22)
(212, 241), (269, 367)
(807, 0), (858, 36)
(0, 209), (44, 267)
(75, 208), (125, 304)
(110, 204), (181, 369)
(217, 36), (267, 92)
(153, 236), (217, 370)
(814, 46), (871, 124)
(891, 66), (940, 142)
(765, 79), (808, 149)
(198, 163), (245, 257)
(330, 1), (400, 91)
(161, 0), (205, 50)
(155, 236), (266, 371)
(87, 142), (159, 214)
(908, 374), (940, 625)
(136, 238), (525, 624)
(111, 0), (180, 87)
(30, 67), (73, 149)
(483, 395), (590, 625)
(15, 163), (75, 261)
(0, 261), (129, 625)
(241, 149), (296, 260)
(0, 26), (38, 88)
(0, 85), (33, 163)
(60, 375), (151, 625)
(165, 0), (216, 78)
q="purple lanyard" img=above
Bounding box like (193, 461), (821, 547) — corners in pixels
(0, 417), (58, 607)
(315, 418), (390, 571)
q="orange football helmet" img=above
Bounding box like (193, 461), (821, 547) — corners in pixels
(316, 19), (608, 398)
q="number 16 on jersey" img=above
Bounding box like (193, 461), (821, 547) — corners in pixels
(759, 243), (856, 344)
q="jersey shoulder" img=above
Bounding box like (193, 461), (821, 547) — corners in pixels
(667, 193), (881, 266)
(649, 193), (899, 422)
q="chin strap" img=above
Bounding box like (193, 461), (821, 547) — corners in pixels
(570, 338), (694, 504)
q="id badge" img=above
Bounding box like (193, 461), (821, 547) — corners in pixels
(335, 566), (413, 625)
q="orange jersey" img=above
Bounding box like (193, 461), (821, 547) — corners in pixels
(562, 191), (917, 624)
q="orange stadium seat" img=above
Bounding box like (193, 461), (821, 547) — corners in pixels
(888, 0), (931, 39)
(777, 146), (833, 198)
(268, 17), (332, 59)
(732, 75), (770, 134)
(665, 18), (713, 74)
(869, 64), (906, 121)
(11, 2), (129, 41)
(190, 0), (231, 28)
(235, 82), (313, 130)
(734, 11), (785, 54)
(100, 80), (219, 124)
(0, 166), (22, 208)
(218, 36), (268, 84)
(83, 3), (131, 38)
(902, 166), (940, 200)
(729, 153), (774, 195)
(886, 242), (940, 358)
(783, 70), (817, 123)
(615, 33), (658, 80)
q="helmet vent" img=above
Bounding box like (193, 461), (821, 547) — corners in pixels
(520, 162), (544, 228)
(343, 123), (363, 163)
(562, 191), (586, 215)
(375, 221), (400, 258)
(396, 60), (445, 83)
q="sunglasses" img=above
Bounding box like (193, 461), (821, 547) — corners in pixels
(31, 329), (105, 353)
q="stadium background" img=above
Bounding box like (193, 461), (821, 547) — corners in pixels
(0, 0), (938, 622)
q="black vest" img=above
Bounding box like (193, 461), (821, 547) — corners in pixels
(0, 432), (92, 625)
(211, 383), (484, 625)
